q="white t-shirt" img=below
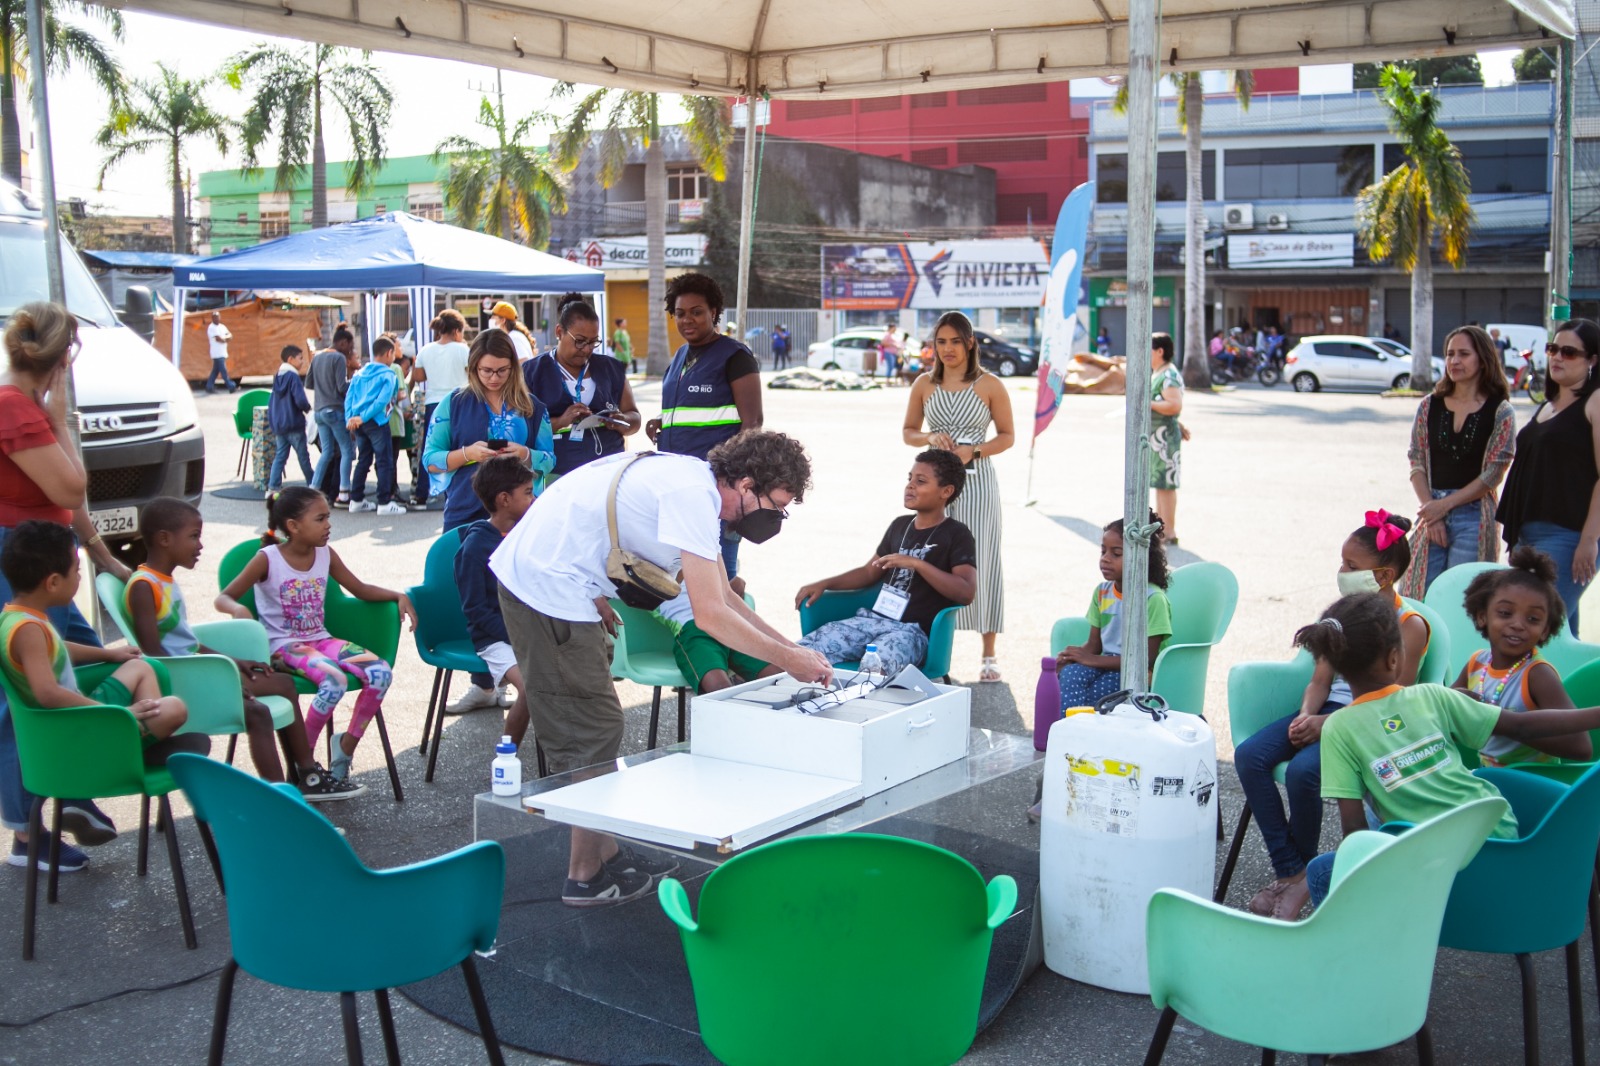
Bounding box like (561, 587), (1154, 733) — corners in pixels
(207, 322), (232, 359)
(414, 340), (469, 405)
(491, 452), (721, 623)
(506, 328), (535, 364)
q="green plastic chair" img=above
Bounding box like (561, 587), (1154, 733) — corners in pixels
(1423, 560), (1600, 679)
(1502, 658), (1600, 785)
(797, 586), (959, 681)
(167, 754), (507, 1066)
(609, 598), (695, 749)
(660, 833), (1017, 1066)
(1144, 796), (1508, 1066)
(218, 538), (405, 800)
(5, 660), (210, 960)
(232, 388), (271, 481)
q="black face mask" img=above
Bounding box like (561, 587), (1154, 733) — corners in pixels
(732, 493), (786, 544)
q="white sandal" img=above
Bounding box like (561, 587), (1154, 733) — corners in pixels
(979, 657), (1002, 683)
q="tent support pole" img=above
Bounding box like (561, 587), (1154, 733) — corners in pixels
(1120, 0), (1161, 691)
(1549, 37), (1573, 322)
(734, 65), (759, 334)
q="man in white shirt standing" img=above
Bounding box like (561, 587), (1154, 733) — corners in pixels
(490, 430), (832, 908)
(204, 311), (236, 394)
(408, 308), (470, 508)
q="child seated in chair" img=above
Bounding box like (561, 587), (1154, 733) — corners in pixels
(455, 457), (535, 755)
(1054, 515), (1173, 709)
(793, 450), (977, 677)
(0, 521), (209, 867)
(126, 498), (360, 801)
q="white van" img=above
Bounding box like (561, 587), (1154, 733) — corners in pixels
(1486, 323), (1548, 373)
(0, 182), (203, 562)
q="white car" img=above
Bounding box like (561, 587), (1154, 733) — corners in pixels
(1283, 335), (1446, 393)
(807, 328), (887, 375)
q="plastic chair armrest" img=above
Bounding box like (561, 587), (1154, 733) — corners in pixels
(659, 878), (697, 932)
(162, 654), (248, 736)
(986, 875), (1018, 929)
(192, 619), (272, 663)
(1506, 761), (1589, 787)
(1327, 830), (1392, 893)
(1049, 617), (1092, 657)
(1473, 765), (1568, 828)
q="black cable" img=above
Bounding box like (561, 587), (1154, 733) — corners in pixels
(0, 963), (226, 1028)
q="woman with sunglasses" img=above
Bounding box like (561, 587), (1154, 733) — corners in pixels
(423, 329), (555, 532)
(524, 293), (640, 480)
(1496, 319), (1600, 632)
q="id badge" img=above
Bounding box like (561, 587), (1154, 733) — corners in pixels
(872, 584), (910, 621)
(570, 425), (585, 442)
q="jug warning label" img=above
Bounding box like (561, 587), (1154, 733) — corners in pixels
(1064, 754), (1141, 837)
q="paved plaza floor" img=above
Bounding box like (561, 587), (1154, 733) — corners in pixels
(0, 371), (1588, 1064)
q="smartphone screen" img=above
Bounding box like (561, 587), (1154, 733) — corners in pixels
(486, 439), (508, 450)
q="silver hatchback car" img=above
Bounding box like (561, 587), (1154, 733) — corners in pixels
(1283, 334), (1446, 393)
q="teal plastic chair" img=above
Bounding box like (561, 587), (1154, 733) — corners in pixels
(1144, 797), (1508, 1066)
(660, 833), (1017, 1066)
(167, 754), (506, 1066)
(609, 598), (695, 748)
(1428, 765), (1600, 1066)
(1400, 596), (1454, 685)
(232, 388), (271, 480)
(5, 661), (208, 959)
(1423, 561), (1600, 679)
(408, 529), (493, 779)
(218, 538), (405, 801)
(797, 586), (958, 681)
(1503, 659), (1600, 785)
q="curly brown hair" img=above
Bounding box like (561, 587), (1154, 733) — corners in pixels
(706, 430), (812, 503)
(1463, 546), (1566, 644)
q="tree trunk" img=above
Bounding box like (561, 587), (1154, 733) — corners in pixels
(170, 139), (186, 255)
(0, 32), (21, 188)
(1411, 237), (1434, 390)
(645, 132), (668, 376)
(311, 78), (327, 229)
(498, 181), (514, 243)
(1181, 76), (1212, 389)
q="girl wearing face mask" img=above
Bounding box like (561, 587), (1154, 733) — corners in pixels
(1231, 508), (1431, 921)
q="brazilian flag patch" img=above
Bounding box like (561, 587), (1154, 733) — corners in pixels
(1382, 716), (1405, 734)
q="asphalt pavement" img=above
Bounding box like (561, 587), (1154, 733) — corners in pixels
(0, 371), (1586, 1065)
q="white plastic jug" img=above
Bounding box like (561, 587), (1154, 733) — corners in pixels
(1039, 691), (1217, 994)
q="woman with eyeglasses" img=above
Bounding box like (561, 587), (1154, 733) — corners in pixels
(423, 329), (555, 532)
(1496, 319), (1600, 632)
(524, 293), (640, 480)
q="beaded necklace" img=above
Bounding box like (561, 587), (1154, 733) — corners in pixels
(1473, 651), (1533, 706)
(1433, 397), (1486, 463)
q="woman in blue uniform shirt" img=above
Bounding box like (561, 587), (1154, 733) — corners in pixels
(524, 293), (641, 478)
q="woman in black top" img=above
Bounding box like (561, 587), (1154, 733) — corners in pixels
(1496, 319), (1600, 632)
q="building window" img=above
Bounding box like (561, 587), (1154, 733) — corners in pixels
(408, 199), (444, 220)
(259, 210), (289, 238)
(1095, 151), (1216, 202)
(668, 167), (709, 202)
(911, 147), (949, 166)
(910, 93), (948, 108)
(956, 84), (1049, 106)
(957, 137), (1049, 164)
(236, 212), (248, 225)
(787, 99), (852, 120)
(1383, 138), (1547, 195)
(374, 203), (387, 215)
(859, 97), (901, 113)
(997, 193), (1049, 224)
(1224, 145), (1374, 200)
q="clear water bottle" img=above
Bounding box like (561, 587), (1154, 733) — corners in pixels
(491, 735), (521, 797)
(859, 644), (887, 686)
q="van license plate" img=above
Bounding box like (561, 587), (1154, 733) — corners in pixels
(90, 507), (138, 537)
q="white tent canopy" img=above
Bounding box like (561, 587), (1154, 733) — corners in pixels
(97, 0), (1571, 97)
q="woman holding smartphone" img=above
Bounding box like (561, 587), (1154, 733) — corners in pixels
(524, 293), (641, 480)
(423, 329), (555, 531)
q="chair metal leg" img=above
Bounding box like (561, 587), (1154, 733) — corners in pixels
(22, 796), (42, 960)
(1568, 940), (1587, 1066)
(647, 687), (662, 749)
(160, 795), (198, 950)
(1259, 1050), (1276, 1066)
(196, 819), (225, 895)
(425, 678), (449, 784)
(208, 958), (239, 1066)
(460, 956), (506, 1066)
(1214, 800), (1253, 902)
(1417, 1021), (1436, 1066)
(235, 440), (248, 481)
(1143, 1006), (1178, 1066)
(374, 988), (402, 1066)
(138, 794), (152, 877)
(46, 799), (62, 904)
(676, 687), (687, 743)
(373, 710), (404, 802)
(224, 734), (238, 766)
(1518, 952), (1541, 1066)
(341, 991), (366, 1066)
(418, 668), (444, 755)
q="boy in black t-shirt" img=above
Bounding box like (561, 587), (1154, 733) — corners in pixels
(794, 450), (978, 676)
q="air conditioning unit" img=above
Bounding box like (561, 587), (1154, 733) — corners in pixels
(1266, 211), (1290, 231)
(1224, 204), (1254, 230)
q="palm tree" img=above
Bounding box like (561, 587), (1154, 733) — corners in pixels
(552, 89), (730, 375)
(0, 0), (124, 186)
(96, 65), (230, 254)
(434, 91), (567, 248)
(1116, 71), (1251, 390)
(1355, 65), (1475, 392)
(226, 43), (392, 229)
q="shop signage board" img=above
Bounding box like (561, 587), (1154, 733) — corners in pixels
(1226, 233), (1355, 270)
(821, 239), (1050, 310)
(566, 234), (708, 271)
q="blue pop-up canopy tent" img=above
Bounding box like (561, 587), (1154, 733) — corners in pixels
(169, 211), (606, 362)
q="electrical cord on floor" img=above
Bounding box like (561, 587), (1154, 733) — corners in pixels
(0, 964), (226, 1028)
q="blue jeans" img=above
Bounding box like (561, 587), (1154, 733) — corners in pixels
(797, 609), (928, 677)
(0, 526), (101, 832)
(1518, 522), (1588, 634)
(1421, 489), (1484, 596)
(1058, 664), (1123, 710)
(1233, 701), (1343, 880)
(349, 420), (396, 505)
(413, 403), (439, 503)
(268, 430), (314, 490)
(312, 408), (354, 495)
(204, 357), (233, 393)
(721, 523), (742, 579)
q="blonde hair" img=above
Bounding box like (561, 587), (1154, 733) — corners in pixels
(465, 329), (534, 417)
(4, 301), (77, 376)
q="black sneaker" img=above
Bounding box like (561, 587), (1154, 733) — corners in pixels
(562, 866), (653, 908)
(603, 844), (680, 883)
(298, 765), (366, 802)
(59, 801), (118, 846)
(8, 831), (87, 872)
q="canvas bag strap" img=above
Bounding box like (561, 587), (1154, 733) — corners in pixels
(606, 452), (656, 552)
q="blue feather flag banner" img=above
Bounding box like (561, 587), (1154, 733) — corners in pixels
(1034, 181), (1095, 441)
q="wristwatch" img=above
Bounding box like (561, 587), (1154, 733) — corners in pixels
(971, 444), (983, 462)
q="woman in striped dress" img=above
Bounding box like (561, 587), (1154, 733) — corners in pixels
(902, 312), (1015, 681)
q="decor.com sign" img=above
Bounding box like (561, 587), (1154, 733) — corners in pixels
(1226, 233), (1355, 270)
(566, 234), (707, 271)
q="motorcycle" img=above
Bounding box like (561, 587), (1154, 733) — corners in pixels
(1511, 347), (1546, 404)
(1210, 341), (1261, 384)
(1256, 341), (1287, 387)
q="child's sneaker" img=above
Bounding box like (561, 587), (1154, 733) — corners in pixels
(562, 865), (653, 908)
(603, 844), (680, 884)
(348, 500), (377, 513)
(330, 732), (354, 782)
(8, 831), (88, 872)
(59, 800), (118, 845)
(298, 764), (365, 802)
(375, 501), (407, 516)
